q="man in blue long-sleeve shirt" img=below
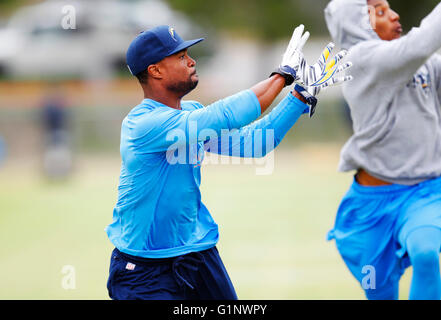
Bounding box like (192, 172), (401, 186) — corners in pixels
(105, 25), (352, 300)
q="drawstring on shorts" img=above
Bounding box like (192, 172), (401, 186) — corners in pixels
(172, 252), (205, 290)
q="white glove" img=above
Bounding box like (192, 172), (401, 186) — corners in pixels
(301, 42), (353, 92)
(294, 43), (353, 117)
(271, 24), (310, 86)
(275, 25), (352, 90)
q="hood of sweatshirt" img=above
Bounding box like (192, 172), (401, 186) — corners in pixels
(325, 0), (379, 50)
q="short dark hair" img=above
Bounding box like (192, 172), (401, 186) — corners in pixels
(135, 69), (149, 84)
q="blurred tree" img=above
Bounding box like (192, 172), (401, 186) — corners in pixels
(164, 0), (441, 41)
(165, 0), (330, 41)
(389, 0), (441, 33)
(0, 0), (41, 18)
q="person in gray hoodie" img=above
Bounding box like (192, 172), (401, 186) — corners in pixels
(325, 0), (441, 299)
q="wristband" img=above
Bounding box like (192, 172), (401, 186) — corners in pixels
(269, 65), (296, 87)
(294, 84), (318, 117)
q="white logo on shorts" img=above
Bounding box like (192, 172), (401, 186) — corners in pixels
(125, 262), (136, 271)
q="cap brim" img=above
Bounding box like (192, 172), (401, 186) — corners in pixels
(167, 38), (204, 56)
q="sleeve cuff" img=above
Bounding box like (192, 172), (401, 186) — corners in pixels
(246, 89), (262, 118)
(288, 91), (311, 115)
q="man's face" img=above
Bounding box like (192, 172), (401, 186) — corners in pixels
(159, 49), (199, 96)
(368, 0), (402, 41)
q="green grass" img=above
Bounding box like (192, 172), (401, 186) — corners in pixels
(0, 145), (412, 299)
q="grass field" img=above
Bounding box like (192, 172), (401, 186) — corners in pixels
(0, 144), (412, 299)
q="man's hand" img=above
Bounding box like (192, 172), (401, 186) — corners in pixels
(271, 24), (310, 86)
(294, 43), (353, 117)
(300, 42), (353, 89)
(294, 58), (352, 118)
(273, 25), (352, 89)
(271, 25), (353, 117)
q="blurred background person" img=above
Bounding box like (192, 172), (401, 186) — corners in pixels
(40, 83), (72, 180)
(0, 134), (6, 167)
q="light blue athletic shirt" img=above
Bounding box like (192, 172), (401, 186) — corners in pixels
(106, 90), (308, 258)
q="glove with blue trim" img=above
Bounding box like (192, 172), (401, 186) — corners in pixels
(274, 25), (352, 86)
(294, 43), (353, 117)
(271, 25), (353, 117)
(270, 24), (310, 86)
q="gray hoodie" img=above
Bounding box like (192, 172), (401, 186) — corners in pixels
(325, 0), (441, 185)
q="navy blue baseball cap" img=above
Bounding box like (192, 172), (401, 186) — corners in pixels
(126, 25), (204, 76)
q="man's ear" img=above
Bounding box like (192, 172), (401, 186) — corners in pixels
(147, 64), (162, 79)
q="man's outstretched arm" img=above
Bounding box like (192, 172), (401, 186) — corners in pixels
(204, 41), (352, 158)
(203, 90), (309, 158)
(131, 74), (310, 154)
(250, 74), (307, 113)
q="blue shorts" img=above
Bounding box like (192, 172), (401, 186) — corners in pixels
(327, 175), (441, 290)
(107, 246), (237, 300)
